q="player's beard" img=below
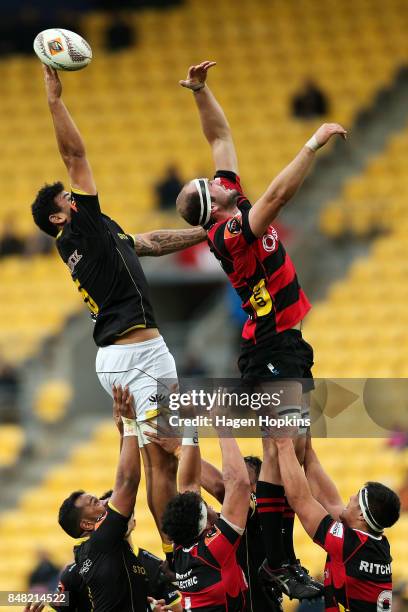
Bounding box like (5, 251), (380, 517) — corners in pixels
(227, 189), (240, 206)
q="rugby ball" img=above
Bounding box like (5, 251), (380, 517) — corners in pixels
(33, 28), (92, 71)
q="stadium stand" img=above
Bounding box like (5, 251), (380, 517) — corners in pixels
(321, 126), (408, 238)
(0, 424), (25, 468)
(33, 379), (73, 423)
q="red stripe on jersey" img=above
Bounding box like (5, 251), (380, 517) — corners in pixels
(208, 172), (311, 345)
(257, 498), (285, 504)
(257, 507), (285, 513)
(275, 290), (311, 333)
(346, 576), (392, 602)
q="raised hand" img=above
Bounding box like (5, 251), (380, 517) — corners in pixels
(112, 384), (136, 421)
(313, 122), (347, 147)
(144, 420), (181, 455)
(43, 65), (62, 102)
(179, 60), (216, 91)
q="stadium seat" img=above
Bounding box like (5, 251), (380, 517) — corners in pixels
(0, 425), (25, 467)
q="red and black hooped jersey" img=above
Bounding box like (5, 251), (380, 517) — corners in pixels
(174, 517), (247, 611)
(314, 515), (393, 612)
(206, 171), (311, 348)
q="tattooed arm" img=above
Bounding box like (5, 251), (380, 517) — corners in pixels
(133, 227), (206, 257)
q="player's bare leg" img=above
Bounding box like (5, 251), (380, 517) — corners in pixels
(141, 441), (178, 561)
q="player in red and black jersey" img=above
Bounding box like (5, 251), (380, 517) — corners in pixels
(161, 422), (251, 611)
(275, 437), (400, 611)
(176, 61), (345, 385)
(176, 61), (344, 599)
(31, 66), (206, 563)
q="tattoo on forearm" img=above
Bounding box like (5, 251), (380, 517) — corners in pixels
(134, 228), (206, 257)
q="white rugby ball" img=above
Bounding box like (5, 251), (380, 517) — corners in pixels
(33, 28), (92, 71)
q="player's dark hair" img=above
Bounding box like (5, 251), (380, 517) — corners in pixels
(244, 455), (262, 481)
(58, 490), (85, 538)
(177, 189), (201, 226)
(365, 481), (400, 529)
(99, 489), (113, 501)
(162, 491), (203, 547)
(31, 181), (65, 237)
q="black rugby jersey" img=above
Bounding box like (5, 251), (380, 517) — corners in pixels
(56, 189), (157, 347)
(51, 561), (92, 612)
(74, 504), (180, 611)
(314, 515), (392, 612)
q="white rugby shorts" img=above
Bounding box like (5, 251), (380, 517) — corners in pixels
(96, 336), (177, 427)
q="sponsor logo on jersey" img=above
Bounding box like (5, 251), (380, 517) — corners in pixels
(48, 38), (64, 55)
(329, 521), (344, 538)
(79, 559), (92, 576)
(204, 525), (221, 546)
(262, 228), (279, 252)
(377, 590), (392, 611)
(149, 393), (166, 404)
(67, 249), (83, 274)
(359, 561), (391, 575)
(267, 362), (280, 375)
(226, 216), (242, 236)
(250, 278), (273, 317)
(176, 569), (199, 590)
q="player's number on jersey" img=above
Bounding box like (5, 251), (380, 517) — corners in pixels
(74, 279), (99, 315)
(250, 278), (273, 317)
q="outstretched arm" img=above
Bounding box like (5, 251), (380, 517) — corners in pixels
(43, 65), (96, 195)
(178, 434), (201, 494)
(133, 227), (206, 257)
(201, 459), (225, 503)
(275, 438), (328, 539)
(304, 436), (344, 520)
(110, 386), (141, 517)
(218, 431), (250, 530)
(180, 61), (238, 173)
(248, 123), (347, 237)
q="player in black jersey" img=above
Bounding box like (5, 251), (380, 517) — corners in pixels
(274, 437), (400, 612)
(57, 385), (181, 612)
(31, 66), (206, 561)
(50, 550), (180, 612)
(48, 487), (180, 612)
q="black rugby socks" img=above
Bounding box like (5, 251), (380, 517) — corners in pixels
(256, 480), (285, 570)
(282, 496), (297, 565)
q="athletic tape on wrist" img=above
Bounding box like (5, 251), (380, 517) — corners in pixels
(121, 416), (138, 437)
(182, 427), (199, 446)
(276, 404), (301, 419)
(305, 135), (321, 152)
